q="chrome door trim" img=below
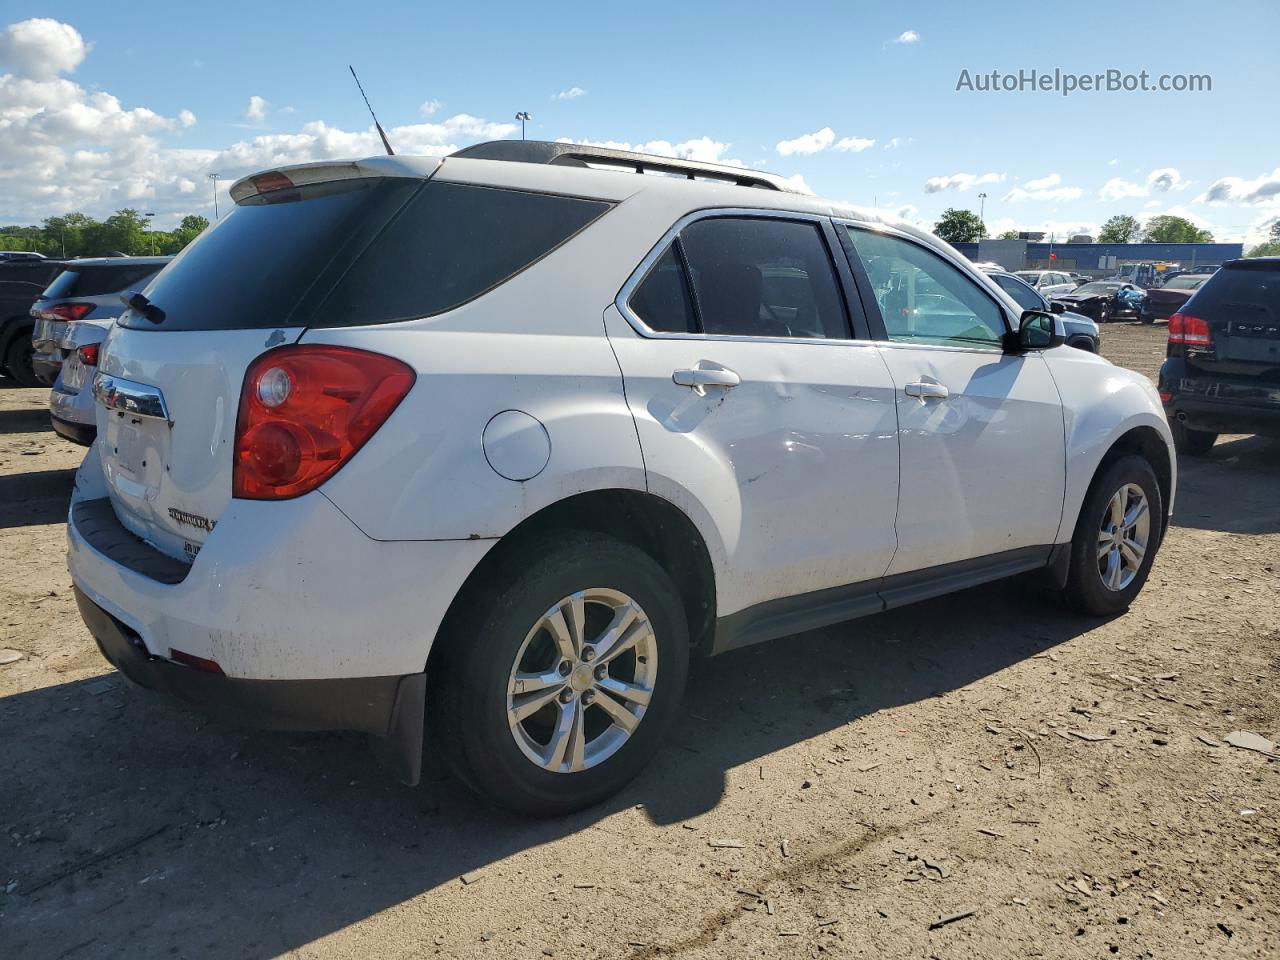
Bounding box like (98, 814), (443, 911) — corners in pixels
(92, 372), (171, 422)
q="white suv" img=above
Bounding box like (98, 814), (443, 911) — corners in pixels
(69, 142), (1174, 816)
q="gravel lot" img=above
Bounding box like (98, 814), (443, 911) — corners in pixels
(2, 322), (1277, 959)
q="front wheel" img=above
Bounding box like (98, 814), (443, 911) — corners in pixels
(1063, 454), (1163, 616)
(428, 533), (690, 817)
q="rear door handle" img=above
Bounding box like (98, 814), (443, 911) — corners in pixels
(904, 381), (949, 400)
(673, 365), (741, 396)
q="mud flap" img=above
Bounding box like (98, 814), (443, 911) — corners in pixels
(369, 672), (426, 786)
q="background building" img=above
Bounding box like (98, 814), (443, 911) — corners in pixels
(953, 240), (1244, 276)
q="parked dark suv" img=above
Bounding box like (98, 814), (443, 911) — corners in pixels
(0, 257), (67, 386)
(1158, 258), (1280, 455)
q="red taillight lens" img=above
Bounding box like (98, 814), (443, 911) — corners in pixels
(233, 345), (415, 500)
(50, 302), (93, 322)
(1168, 312), (1212, 347)
(77, 343), (99, 366)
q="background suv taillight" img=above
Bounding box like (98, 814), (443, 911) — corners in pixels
(233, 345), (415, 500)
(48, 303), (93, 322)
(76, 344), (99, 366)
(1167, 312), (1212, 349)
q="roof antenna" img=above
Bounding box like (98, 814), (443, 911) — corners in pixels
(348, 65), (395, 156)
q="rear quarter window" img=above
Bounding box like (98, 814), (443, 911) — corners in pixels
(43, 264), (162, 300)
(314, 183), (612, 326)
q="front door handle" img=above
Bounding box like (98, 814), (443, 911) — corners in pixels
(904, 381), (949, 400)
(673, 365), (741, 396)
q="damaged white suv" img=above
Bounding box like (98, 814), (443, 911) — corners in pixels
(70, 141), (1174, 816)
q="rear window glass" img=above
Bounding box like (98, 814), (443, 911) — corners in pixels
(123, 179), (416, 331)
(630, 246), (697, 333)
(1184, 265), (1279, 320)
(314, 182), (610, 327)
(125, 178), (610, 331)
(42, 264), (161, 300)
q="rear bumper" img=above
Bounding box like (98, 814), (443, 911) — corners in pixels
(67, 444), (494, 681)
(31, 353), (60, 385)
(76, 585), (427, 783)
(51, 413), (95, 446)
(1159, 358), (1280, 437)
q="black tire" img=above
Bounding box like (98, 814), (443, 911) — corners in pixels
(1063, 454), (1164, 616)
(1139, 310), (1155, 325)
(428, 533), (690, 817)
(1097, 304), (1110, 324)
(1171, 420), (1217, 456)
(3, 334), (42, 387)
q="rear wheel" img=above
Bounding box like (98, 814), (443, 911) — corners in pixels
(1171, 420), (1217, 456)
(3, 333), (42, 388)
(1063, 454), (1163, 616)
(1097, 304), (1111, 324)
(428, 533), (689, 817)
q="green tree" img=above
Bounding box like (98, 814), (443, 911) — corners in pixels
(1097, 214), (1142, 243)
(169, 214), (210, 251)
(1246, 241), (1280, 258)
(1142, 215), (1213, 244)
(933, 208), (987, 243)
(997, 229), (1019, 240)
(1269, 219), (1280, 245)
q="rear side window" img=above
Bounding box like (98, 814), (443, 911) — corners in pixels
(42, 264), (161, 300)
(315, 183), (611, 326)
(627, 216), (849, 339)
(1184, 264), (1278, 322)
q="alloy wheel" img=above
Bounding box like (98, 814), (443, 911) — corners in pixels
(1097, 483), (1150, 591)
(506, 588), (657, 773)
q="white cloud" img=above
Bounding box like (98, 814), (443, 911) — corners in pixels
(1004, 173), (1083, 202)
(923, 171), (1005, 193)
(1147, 167), (1188, 192)
(1099, 177), (1147, 201)
(782, 173), (813, 194)
(243, 95), (267, 126)
(1108, 157), (1119, 166)
(1198, 167), (1280, 205)
(0, 18), (88, 80)
(776, 126), (835, 156)
(1143, 200), (1161, 209)
(883, 137), (903, 150)
(834, 136), (875, 152)
(0, 18), (521, 227)
(419, 98), (441, 116)
(553, 86), (586, 100)
(894, 30), (919, 44)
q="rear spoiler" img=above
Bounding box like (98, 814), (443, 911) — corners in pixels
(228, 156), (443, 204)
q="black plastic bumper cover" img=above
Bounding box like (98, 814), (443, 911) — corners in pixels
(74, 586), (425, 784)
(51, 414), (96, 446)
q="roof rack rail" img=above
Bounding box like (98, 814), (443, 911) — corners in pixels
(448, 140), (800, 193)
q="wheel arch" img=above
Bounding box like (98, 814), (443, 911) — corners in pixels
(427, 489), (719, 679)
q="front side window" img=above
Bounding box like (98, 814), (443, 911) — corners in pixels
(844, 227), (1008, 348)
(627, 216), (850, 339)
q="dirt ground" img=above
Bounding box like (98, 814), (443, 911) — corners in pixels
(2, 322), (1277, 960)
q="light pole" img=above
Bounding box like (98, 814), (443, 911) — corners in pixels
(209, 173), (222, 218)
(514, 111), (531, 140)
(144, 212), (156, 255)
(977, 192), (987, 234)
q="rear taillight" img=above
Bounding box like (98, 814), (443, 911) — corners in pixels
(233, 345), (415, 500)
(47, 303), (93, 322)
(1168, 312), (1212, 347)
(77, 343), (99, 367)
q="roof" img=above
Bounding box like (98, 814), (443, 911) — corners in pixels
(63, 256), (172, 266)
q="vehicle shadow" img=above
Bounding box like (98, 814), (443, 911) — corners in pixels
(0, 406), (50, 434)
(1171, 435), (1280, 535)
(2, 581), (1099, 959)
(0, 468), (75, 530)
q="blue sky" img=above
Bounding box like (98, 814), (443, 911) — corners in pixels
(2, 0), (1278, 243)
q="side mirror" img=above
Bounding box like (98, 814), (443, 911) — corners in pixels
(1004, 310), (1065, 353)
(1049, 300), (1065, 314)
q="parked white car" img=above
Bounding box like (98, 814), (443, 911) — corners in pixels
(69, 142), (1174, 815)
(49, 318), (112, 445)
(1015, 269), (1078, 298)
